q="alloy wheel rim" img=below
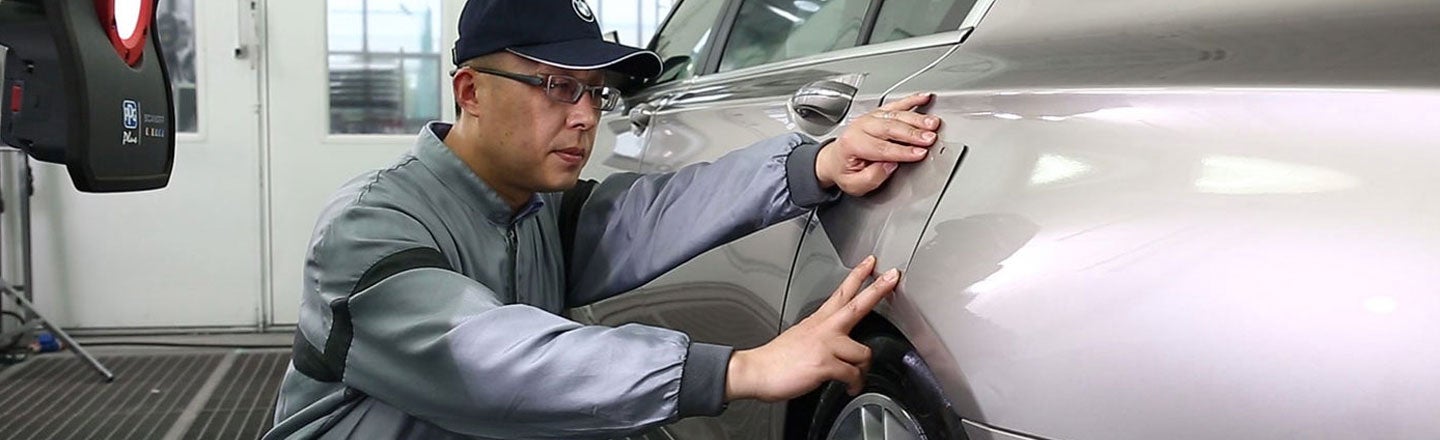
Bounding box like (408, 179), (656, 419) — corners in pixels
(825, 392), (926, 440)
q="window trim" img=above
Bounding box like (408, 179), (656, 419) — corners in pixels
(692, 29), (964, 87)
(643, 0), (740, 87)
(867, 0), (979, 46)
(635, 0), (998, 93)
(644, 0), (686, 52)
(960, 0), (997, 31)
(700, 0), (745, 76)
(858, 0), (888, 45)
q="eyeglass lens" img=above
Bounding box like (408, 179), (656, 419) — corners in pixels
(544, 76), (619, 111)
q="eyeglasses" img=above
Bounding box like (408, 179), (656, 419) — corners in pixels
(458, 66), (622, 112)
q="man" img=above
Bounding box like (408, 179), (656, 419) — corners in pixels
(266, 0), (943, 438)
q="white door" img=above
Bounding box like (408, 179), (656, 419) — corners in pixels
(262, 0), (466, 325)
(23, 0), (266, 328)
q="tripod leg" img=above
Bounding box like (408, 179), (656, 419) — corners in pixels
(1, 283), (115, 382)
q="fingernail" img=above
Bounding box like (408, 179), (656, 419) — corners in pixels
(865, 255), (876, 265)
(912, 147), (928, 156)
(927, 117), (940, 127)
(883, 269), (899, 282)
(883, 162), (899, 173)
(923, 132), (936, 141)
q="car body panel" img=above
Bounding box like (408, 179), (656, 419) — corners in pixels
(887, 0), (1440, 438)
(591, 0), (1440, 439)
(586, 5), (979, 439)
(782, 137), (968, 327)
(963, 420), (1042, 440)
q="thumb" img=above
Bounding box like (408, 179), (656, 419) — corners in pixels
(844, 162), (898, 195)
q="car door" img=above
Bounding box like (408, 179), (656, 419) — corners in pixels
(778, 0), (1004, 438)
(861, 0), (1440, 439)
(794, 0), (1440, 439)
(579, 0), (989, 438)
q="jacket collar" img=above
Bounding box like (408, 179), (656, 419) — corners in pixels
(414, 122), (544, 226)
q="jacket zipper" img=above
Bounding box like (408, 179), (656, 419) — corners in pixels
(506, 226), (518, 297)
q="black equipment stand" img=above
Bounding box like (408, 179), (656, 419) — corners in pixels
(0, 148), (114, 382)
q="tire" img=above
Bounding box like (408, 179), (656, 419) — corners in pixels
(798, 332), (959, 440)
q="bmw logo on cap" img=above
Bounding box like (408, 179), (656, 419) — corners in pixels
(573, 0), (595, 23)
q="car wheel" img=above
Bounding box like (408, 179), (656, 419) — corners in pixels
(801, 332), (955, 440)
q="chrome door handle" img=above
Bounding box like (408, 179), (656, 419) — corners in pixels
(788, 80), (858, 135)
(629, 103), (657, 134)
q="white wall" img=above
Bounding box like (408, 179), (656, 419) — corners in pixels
(25, 142), (264, 329)
(5, 0), (671, 330)
(4, 0), (265, 330)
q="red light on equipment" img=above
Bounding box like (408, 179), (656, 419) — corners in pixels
(93, 0), (154, 67)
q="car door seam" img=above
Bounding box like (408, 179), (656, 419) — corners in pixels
(902, 146), (969, 272)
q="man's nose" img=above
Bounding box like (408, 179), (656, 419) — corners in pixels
(568, 94), (598, 130)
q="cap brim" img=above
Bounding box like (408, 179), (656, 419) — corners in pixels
(508, 40), (662, 80)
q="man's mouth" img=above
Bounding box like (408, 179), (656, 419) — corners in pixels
(553, 147), (586, 165)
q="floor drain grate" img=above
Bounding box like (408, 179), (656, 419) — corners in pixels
(0, 350), (289, 440)
(0, 352), (223, 439)
(182, 351), (288, 439)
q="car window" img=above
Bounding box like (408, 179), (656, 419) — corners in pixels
(869, 0), (977, 44)
(718, 0), (871, 72)
(650, 0), (729, 85)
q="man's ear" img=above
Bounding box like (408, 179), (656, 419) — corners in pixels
(453, 70), (484, 118)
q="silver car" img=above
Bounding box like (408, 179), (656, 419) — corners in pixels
(578, 0), (1440, 439)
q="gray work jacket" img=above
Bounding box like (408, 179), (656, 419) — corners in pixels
(265, 122), (835, 439)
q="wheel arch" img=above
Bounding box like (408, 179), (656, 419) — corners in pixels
(784, 313), (970, 439)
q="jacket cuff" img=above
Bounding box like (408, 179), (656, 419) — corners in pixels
(677, 342), (733, 418)
(785, 138), (843, 208)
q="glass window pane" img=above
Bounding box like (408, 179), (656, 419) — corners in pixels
(155, 0), (197, 133)
(327, 3), (365, 52)
(649, 0), (727, 84)
(327, 0), (443, 135)
(869, 0), (976, 45)
(719, 0), (870, 73)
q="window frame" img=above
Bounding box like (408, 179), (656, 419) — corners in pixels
(639, 0), (995, 87)
(710, 0), (884, 75)
(322, 0), (446, 136)
(641, 0), (742, 87)
(708, 0), (887, 75)
(865, 0), (984, 46)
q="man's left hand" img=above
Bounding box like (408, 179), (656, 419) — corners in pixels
(815, 93), (942, 196)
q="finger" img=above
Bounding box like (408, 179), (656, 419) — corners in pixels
(858, 123), (933, 159)
(829, 361), (865, 396)
(878, 92), (934, 113)
(815, 255), (878, 318)
(837, 162), (895, 196)
(827, 268), (901, 330)
(871, 108), (941, 132)
(875, 118), (938, 147)
(832, 338), (872, 365)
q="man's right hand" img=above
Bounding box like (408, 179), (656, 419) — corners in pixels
(815, 93), (940, 197)
(724, 255), (899, 402)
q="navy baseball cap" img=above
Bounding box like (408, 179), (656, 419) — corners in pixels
(454, 0), (662, 80)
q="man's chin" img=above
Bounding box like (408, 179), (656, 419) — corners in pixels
(538, 171), (586, 193)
